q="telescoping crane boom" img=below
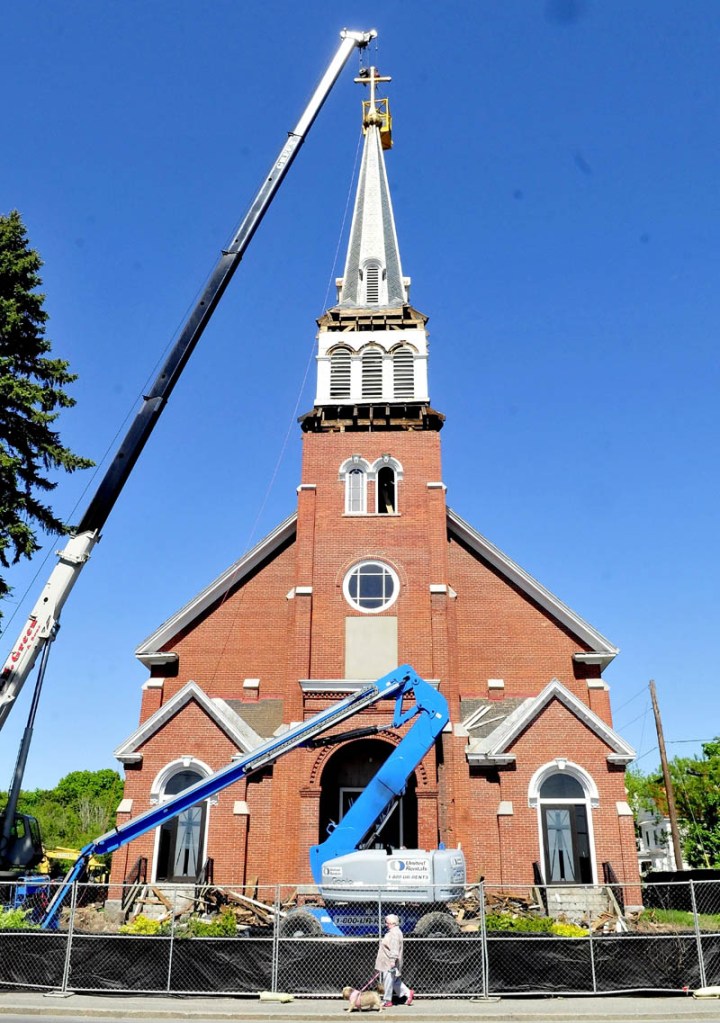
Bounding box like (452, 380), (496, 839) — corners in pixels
(40, 666), (466, 931)
(0, 28), (377, 867)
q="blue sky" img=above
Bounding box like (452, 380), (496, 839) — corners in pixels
(1, 0), (718, 790)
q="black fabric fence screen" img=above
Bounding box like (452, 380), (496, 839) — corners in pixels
(1, 880), (718, 998)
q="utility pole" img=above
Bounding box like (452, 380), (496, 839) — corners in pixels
(649, 679), (684, 871)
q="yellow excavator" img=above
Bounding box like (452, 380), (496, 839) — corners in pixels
(40, 847), (107, 881)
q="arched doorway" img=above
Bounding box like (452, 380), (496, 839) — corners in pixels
(155, 769), (207, 882)
(538, 772), (594, 884)
(318, 739), (418, 850)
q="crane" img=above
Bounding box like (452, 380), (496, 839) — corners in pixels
(0, 27), (377, 873)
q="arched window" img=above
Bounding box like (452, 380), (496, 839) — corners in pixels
(156, 768), (207, 882)
(377, 465), (396, 514)
(393, 348), (414, 400)
(318, 739), (418, 851)
(339, 456), (371, 515)
(535, 768), (594, 885)
(346, 466), (366, 514)
(361, 349), (383, 400)
(330, 347), (351, 400)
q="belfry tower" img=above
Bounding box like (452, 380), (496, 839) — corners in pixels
(305, 66), (438, 431)
(285, 66), (457, 870)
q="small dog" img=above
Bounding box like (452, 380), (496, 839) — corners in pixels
(342, 985), (383, 1012)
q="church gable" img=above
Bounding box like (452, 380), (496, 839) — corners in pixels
(464, 679), (634, 768)
(114, 680), (265, 764)
(447, 508), (617, 693)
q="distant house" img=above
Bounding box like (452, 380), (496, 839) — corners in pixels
(636, 807), (683, 872)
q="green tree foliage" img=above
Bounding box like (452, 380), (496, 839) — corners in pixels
(627, 738), (720, 868)
(0, 209), (93, 614)
(1, 767), (124, 851)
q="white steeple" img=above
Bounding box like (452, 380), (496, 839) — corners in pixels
(305, 66), (439, 428)
(337, 67), (407, 309)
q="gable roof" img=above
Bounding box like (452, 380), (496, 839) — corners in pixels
(447, 508), (619, 668)
(114, 680), (266, 764)
(133, 508), (618, 671)
(465, 678), (635, 768)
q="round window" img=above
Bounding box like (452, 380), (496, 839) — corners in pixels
(343, 560), (399, 613)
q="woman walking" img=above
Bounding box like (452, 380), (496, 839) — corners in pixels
(375, 914), (415, 1008)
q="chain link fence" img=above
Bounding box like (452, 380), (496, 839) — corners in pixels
(1, 878), (718, 997)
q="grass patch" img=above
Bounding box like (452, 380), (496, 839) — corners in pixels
(638, 908), (720, 931)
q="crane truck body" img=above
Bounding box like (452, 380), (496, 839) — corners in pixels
(0, 27), (377, 875)
(37, 666), (465, 935)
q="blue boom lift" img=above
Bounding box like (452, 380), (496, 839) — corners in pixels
(39, 666), (465, 934)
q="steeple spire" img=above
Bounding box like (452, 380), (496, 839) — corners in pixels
(336, 67), (407, 309)
(305, 62), (442, 433)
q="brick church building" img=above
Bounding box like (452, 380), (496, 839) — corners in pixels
(109, 72), (639, 897)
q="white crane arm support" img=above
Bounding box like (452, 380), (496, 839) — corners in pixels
(0, 530), (99, 726)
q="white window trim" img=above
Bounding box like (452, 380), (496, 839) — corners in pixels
(529, 759), (599, 886)
(149, 757), (214, 885)
(343, 560), (401, 615)
(369, 455), (404, 481)
(339, 456), (370, 515)
(370, 455), (403, 515)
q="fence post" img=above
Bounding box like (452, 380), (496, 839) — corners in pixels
(165, 886), (177, 993)
(479, 881), (489, 999)
(58, 880), (78, 995)
(271, 884), (280, 994)
(586, 885), (597, 994)
(689, 880), (707, 990)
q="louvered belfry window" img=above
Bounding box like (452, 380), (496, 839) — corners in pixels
(393, 348), (414, 399)
(330, 348), (351, 400)
(365, 264), (380, 304)
(362, 349), (383, 400)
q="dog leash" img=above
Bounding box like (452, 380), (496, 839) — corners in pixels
(350, 972), (381, 1009)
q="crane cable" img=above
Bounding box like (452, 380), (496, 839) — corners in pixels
(205, 125), (365, 689)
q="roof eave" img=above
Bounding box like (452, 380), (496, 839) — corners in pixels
(135, 513), (297, 660)
(447, 508), (619, 665)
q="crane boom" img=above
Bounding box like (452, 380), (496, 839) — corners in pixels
(0, 29), (376, 733)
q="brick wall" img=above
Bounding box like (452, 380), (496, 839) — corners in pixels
(110, 419), (638, 893)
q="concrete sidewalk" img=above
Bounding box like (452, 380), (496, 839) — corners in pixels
(1, 991), (720, 1021)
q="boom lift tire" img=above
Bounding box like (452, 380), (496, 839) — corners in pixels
(413, 910), (460, 938)
(279, 910), (323, 938)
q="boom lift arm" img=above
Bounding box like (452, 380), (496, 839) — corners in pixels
(0, 27), (376, 864)
(308, 674), (448, 882)
(39, 666), (445, 929)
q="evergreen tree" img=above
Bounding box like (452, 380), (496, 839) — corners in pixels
(0, 210), (93, 615)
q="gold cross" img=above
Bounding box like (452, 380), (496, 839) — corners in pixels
(354, 65), (392, 115)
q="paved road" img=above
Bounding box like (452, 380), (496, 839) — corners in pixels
(2, 991), (720, 1022)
